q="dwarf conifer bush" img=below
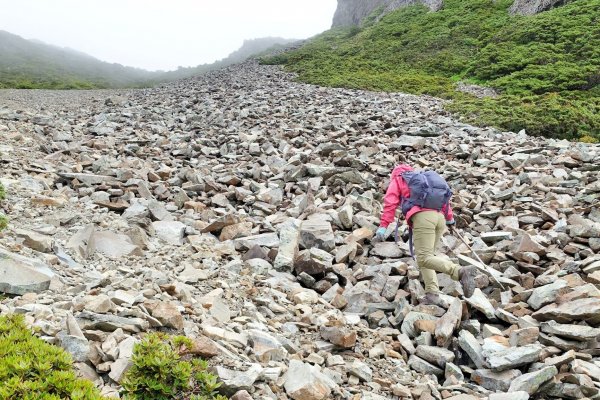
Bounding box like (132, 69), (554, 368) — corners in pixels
(0, 182), (7, 232)
(0, 314), (105, 400)
(121, 333), (226, 400)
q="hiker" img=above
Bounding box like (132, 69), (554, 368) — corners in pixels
(375, 164), (476, 302)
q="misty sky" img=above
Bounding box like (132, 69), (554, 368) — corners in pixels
(0, 0), (337, 71)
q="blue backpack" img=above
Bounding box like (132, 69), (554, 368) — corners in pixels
(400, 170), (452, 217)
(395, 170), (452, 257)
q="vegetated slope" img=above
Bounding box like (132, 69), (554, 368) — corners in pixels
(263, 0), (599, 140)
(0, 32), (297, 90)
(0, 30), (156, 89)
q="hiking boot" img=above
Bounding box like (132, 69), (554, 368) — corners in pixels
(459, 266), (477, 298)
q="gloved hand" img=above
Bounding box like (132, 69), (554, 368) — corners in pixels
(446, 219), (456, 226)
(375, 227), (387, 241)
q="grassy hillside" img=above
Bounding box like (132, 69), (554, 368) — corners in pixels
(262, 0), (599, 141)
(0, 30), (156, 89)
(0, 32), (297, 90)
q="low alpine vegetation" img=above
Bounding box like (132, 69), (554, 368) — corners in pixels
(0, 314), (105, 400)
(121, 333), (226, 400)
(0, 182), (8, 232)
(263, 0), (599, 140)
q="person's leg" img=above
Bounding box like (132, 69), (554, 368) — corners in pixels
(433, 213), (460, 281)
(411, 211), (441, 293)
(412, 212), (461, 294)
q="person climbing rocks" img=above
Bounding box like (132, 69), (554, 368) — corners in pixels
(375, 164), (477, 303)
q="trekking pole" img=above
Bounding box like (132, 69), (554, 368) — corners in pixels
(450, 226), (506, 291)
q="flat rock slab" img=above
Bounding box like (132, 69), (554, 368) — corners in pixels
(508, 365), (557, 394)
(93, 231), (142, 259)
(487, 344), (542, 371)
(540, 320), (600, 341)
(371, 242), (404, 258)
(76, 311), (149, 333)
(0, 247), (54, 295)
(533, 297), (600, 324)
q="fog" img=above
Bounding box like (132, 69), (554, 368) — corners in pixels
(0, 0), (337, 71)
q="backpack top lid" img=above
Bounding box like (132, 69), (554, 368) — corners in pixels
(400, 170), (452, 216)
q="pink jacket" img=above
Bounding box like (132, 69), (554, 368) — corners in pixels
(379, 164), (454, 228)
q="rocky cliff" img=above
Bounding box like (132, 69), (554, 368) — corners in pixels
(331, 0), (442, 27)
(509, 0), (571, 15)
(332, 0), (573, 26)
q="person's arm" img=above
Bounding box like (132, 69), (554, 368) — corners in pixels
(444, 203), (455, 224)
(379, 173), (402, 228)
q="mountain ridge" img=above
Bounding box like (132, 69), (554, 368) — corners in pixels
(0, 30), (296, 89)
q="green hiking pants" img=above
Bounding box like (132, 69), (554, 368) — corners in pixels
(411, 211), (462, 293)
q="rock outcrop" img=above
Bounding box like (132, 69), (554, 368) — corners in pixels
(509, 0), (571, 15)
(332, 0), (574, 27)
(332, 0), (443, 27)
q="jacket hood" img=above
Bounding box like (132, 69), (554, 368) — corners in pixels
(392, 164), (414, 176)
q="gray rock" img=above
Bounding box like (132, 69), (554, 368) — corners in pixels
(66, 225), (96, 259)
(489, 393), (529, 400)
(15, 229), (53, 253)
(76, 311), (149, 333)
(408, 354), (443, 376)
(348, 359), (373, 381)
(487, 344), (542, 371)
(274, 218), (301, 273)
(109, 358), (133, 383)
(533, 297), (600, 324)
(295, 248), (334, 276)
(471, 368), (521, 391)
(0, 247), (54, 295)
(401, 312), (438, 338)
(508, 365), (558, 394)
(247, 329), (287, 362)
(415, 345), (455, 368)
(93, 231), (142, 259)
(371, 241), (404, 258)
(510, 0), (577, 15)
(234, 232), (280, 250)
(527, 279), (567, 310)
(214, 364), (263, 396)
(59, 334), (90, 362)
(283, 360), (334, 400)
(540, 320), (600, 341)
(391, 135), (427, 149)
(152, 221), (186, 245)
(299, 220), (335, 252)
(458, 330), (486, 369)
(465, 288), (496, 319)
(57, 172), (116, 186)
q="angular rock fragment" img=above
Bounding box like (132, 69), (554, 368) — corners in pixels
(487, 344), (542, 371)
(0, 248), (54, 295)
(508, 365), (557, 394)
(283, 360), (334, 400)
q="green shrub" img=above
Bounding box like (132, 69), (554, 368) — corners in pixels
(0, 183), (7, 232)
(0, 314), (106, 400)
(0, 214), (7, 232)
(449, 92), (600, 139)
(265, 0), (600, 140)
(121, 333), (226, 400)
